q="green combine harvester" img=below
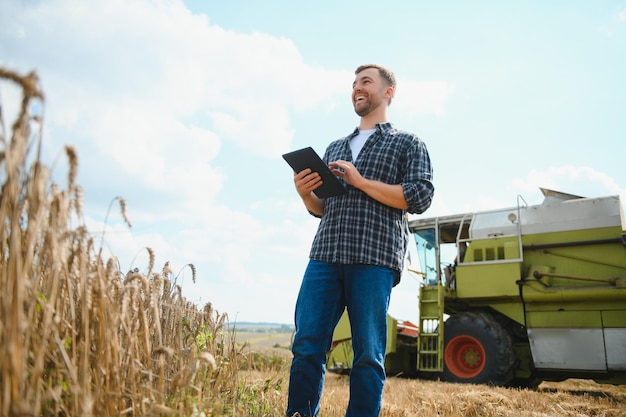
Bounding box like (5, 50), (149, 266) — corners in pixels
(327, 188), (626, 387)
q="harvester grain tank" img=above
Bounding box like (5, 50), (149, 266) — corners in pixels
(326, 189), (626, 387)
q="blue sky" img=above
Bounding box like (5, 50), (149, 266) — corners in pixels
(1, 0), (625, 323)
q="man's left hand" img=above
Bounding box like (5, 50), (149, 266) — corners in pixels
(329, 160), (364, 189)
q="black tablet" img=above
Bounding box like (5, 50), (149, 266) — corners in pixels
(282, 147), (348, 198)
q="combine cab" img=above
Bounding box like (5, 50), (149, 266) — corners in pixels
(327, 189), (626, 387)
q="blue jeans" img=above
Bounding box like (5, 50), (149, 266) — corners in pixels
(286, 261), (395, 417)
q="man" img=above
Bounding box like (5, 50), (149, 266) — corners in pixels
(286, 64), (434, 417)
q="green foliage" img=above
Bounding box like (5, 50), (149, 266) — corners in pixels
(236, 377), (284, 417)
(196, 324), (214, 350)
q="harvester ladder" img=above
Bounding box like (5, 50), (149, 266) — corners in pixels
(417, 283), (445, 372)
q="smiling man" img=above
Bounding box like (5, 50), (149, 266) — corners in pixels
(287, 64), (434, 417)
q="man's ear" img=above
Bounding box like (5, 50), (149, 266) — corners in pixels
(386, 86), (395, 104)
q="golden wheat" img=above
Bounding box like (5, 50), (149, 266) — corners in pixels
(0, 68), (246, 416)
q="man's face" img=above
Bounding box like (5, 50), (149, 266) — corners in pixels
(352, 68), (391, 117)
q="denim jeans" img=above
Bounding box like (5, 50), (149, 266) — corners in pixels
(286, 260), (395, 417)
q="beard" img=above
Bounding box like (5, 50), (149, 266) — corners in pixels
(354, 103), (369, 117)
(354, 98), (379, 117)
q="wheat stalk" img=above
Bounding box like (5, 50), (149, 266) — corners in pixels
(0, 67), (245, 416)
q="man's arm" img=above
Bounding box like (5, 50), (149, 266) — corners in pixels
(329, 160), (408, 209)
(357, 180), (407, 209)
(293, 168), (325, 216)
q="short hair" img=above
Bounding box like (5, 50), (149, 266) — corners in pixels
(355, 64), (396, 89)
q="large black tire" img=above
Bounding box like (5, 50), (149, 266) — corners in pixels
(443, 311), (516, 386)
(498, 318), (542, 390)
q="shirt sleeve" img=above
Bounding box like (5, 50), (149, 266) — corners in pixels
(401, 139), (434, 214)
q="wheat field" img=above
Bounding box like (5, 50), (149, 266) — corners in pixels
(0, 68), (245, 416)
(1, 67), (625, 416)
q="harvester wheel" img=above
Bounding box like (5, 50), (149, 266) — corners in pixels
(443, 311), (516, 386)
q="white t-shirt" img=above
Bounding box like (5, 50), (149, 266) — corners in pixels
(350, 128), (375, 161)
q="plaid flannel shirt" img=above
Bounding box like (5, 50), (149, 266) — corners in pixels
(309, 122), (434, 278)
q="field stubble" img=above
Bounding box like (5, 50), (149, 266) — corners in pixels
(239, 334), (626, 417)
(241, 366), (626, 417)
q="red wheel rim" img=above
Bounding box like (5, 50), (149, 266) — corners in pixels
(445, 335), (486, 378)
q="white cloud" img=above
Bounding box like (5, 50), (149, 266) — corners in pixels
(511, 165), (626, 204)
(91, 102), (223, 196)
(2, 0), (347, 160)
(210, 101), (294, 157)
(394, 79), (455, 117)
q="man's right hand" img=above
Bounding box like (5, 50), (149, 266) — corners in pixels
(294, 168), (322, 198)
(293, 168), (325, 216)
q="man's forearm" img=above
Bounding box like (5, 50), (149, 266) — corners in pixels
(359, 180), (407, 210)
(302, 193), (325, 217)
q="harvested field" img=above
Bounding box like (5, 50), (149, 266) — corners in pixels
(240, 333), (626, 416)
(239, 368), (626, 417)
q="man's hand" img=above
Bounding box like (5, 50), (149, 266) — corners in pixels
(329, 160), (364, 188)
(294, 168), (322, 198)
(293, 168), (325, 216)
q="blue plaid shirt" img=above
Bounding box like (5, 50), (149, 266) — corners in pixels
(309, 123), (434, 279)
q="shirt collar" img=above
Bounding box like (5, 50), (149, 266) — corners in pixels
(348, 122), (393, 139)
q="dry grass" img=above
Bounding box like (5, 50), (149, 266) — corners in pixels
(240, 336), (626, 416)
(378, 377), (626, 417)
(237, 368), (626, 417)
(2, 66), (625, 417)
